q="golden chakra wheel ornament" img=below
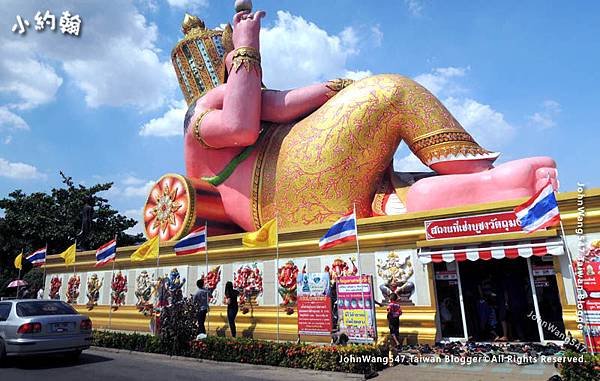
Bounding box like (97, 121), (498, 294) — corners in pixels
(143, 174), (196, 242)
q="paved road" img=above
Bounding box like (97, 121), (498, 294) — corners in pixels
(0, 348), (561, 381)
(0, 348), (363, 381)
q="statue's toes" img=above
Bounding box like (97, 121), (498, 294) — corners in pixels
(535, 167), (559, 191)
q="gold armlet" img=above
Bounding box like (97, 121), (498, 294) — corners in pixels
(325, 78), (355, 98)
(193, 108), (218, 149)
(231, 46), (261, 74)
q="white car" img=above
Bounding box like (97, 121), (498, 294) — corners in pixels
(0, 299), (92, 362)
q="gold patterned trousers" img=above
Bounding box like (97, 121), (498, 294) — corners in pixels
(251, 74), (494, 229)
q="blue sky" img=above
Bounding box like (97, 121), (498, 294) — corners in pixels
(1, 0), (598, 234)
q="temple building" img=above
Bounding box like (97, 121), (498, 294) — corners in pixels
(44, 188), (600, 344)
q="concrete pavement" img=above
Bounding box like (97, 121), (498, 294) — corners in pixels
(376, 360), (559, 381)
(0, 347), (363, 381)
(0, 346), (563, 381)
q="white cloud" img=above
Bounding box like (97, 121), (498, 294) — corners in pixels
(1, 1), (177, 111)
(123, 180), (155, 198)
(529, 100), (561, 129)
(0, 158), (45, 179)
(123, 208), (145, 235)
(393, 66), (516, 172)
(166, 0), (208, 9)
(122, 175), (147, 186)
(413, 67), (467, 97)
(413, 67), (515, 148)
(139, 100), (187, 137)
(393, 150), (429, 172)
(444, 97), (515, 147)
(0, 39), (63, 110)
(344, 70), (373, 81)
(0, 107), (29, 131)
(371, 25), (384, 47)
(260, 11), (369, 89)
(404, 0), (424, 16)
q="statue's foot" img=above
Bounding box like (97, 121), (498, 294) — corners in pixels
(406, 156), (558, 212)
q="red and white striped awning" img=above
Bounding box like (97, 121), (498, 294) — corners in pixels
(417, 238), (564, 264)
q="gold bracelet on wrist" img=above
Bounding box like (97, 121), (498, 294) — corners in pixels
(325, 78), (355, 99)
(193, 108), (218, 149)
(231, 46), (261, 74)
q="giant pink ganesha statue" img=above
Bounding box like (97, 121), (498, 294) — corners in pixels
(143, 5), (558, 240)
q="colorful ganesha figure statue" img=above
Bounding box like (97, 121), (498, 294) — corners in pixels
(66, 275), (80, 304)
(135, 270), (155, 310)
(234, 263), (263, 314)
(377, 252), (415, 305)
(200, 265), (221, 304)
(278, 260), (299, 315)
(142, 5), (558, 241)
(164, 268), (186, 303)
(325, 258), (358, 285)
(49, 275), (62, 300)
(111, 270), (128, 310)
(86, 273), (103, 309)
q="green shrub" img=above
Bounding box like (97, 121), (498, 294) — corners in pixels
(158, 298), (199, 356)
(559, 349), (600, 381)
(92, 330), (386, 374)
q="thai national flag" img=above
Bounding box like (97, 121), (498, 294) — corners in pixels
(26, 247), (46, 267)
(514, 181), (561, 233)
(95, 239), (117, 267)
(174, 226), (207, 256)
(319, 211), (357, 250)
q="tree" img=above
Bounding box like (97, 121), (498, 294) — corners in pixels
(0, 173), (143, 295)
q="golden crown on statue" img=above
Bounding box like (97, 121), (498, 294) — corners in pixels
(171, 13), (234, 106)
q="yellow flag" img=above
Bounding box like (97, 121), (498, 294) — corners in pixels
(14, 252), (23, 270)
(130, 236), (159, 262)
(242, 218), (277, 248)
(58, 243), (77, 266)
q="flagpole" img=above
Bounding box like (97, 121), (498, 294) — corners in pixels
(17, 252), (22, 298)
(72, 239), (77, 303)
(42, 243), (48, 296)
(108, 257), (116, 329)
(275, 216), (280, 342)
(108, 234), (117, 329)
(73, 239), (77, 279)
(17, 248), (23, 298)
(353, 203), (367, 342)
(545, 176), (594, 355)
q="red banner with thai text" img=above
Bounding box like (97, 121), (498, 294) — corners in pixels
(425, 211), (523, 240)
(297, 296), (332, 336)
(573, 243), (600, 352)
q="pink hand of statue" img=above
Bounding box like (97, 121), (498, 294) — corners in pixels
(232, 10), (266, 49)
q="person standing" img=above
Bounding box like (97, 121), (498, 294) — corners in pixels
(37, 287), (44, 299)
(387, 293), (402, 347)
(224, 281), (240, 337)
(193, 279), (211, 339)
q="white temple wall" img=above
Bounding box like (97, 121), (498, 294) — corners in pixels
(45, 248), (433, 307)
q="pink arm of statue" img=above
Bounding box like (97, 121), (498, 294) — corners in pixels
(260, 85), (331, 123)
(192, 11), (265, 148)
(200, 83), (332, 124)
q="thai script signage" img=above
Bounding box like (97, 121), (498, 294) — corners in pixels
(573, 243), (600, 352)
(297, 272), (332, 336)
(425, 211), (522, 240)
(336, 275), (377, 343)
